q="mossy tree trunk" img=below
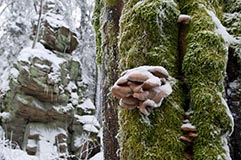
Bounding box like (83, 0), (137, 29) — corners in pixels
(118, 0), (185, 159)
(181, 1), (234, 159)
(93, 0), (123, 159)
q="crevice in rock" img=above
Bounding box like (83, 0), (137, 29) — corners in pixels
(177, 13), (196, 159)
(177, 15), (190, 112)
(225, 46), (241, 160)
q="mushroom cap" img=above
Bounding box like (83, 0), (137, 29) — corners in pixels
(187, 132), (198, 138)
(116, 76), (128, 86)
(127, 73), (149, 82)
(177, 14), (191, 24)
(142, 76), (161, 90)
(152, 93), (164, 104)
(181, 123), (197, 132)
(179, 136), (192, 143)
(138, 103), (153, 116)
(122, 96), (139, 105)
(142, 99), (163, 108)
(111, 85), (132, 99)
(148, 66), (169, 79)
(133, 91), (150, 101)
(128, 81), (143, 93)
(119, 99), (136, 110)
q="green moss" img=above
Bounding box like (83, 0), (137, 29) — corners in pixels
(92, 0), (103, 64)
(105, 0), (118, 7)
(119, 83), (186, 159)
(224, 0), (241, 13)
(183, 31), (227, 89)
(180, 0), (224, 18)
(223, 13), (241, 37)
(119, 0), (180, 76)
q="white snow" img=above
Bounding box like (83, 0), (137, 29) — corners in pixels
(177, 14), (191, 24)
(0, 135), (38, 160)
(220, 93), (234, 135)
(71, 92), (79, 105)
(48, 64), (62, 83)
(154, 82), (173, 97)
(66, 81), (78, 92)
(122, 66), (168, 78)
(0, 126), (4, 138)
(206, 9), (238, 44)
(75, 115), (100, 128)
(10, 68), (20, 78)
(45, 13), (69, 29)
(229, 81), (239, 89)
(18, 44), (66, 67)
(181, 123), (196, 129)
(89, 151), (104, 160)
(27, 139), (37, 148)
(77, 98), (96, 111)
(27, 123), (67, 160)
(0, 112), (11, 122)
(0, 68), (10, 92)
(83, 124), (99, 133)
(219, 132), (232, 160)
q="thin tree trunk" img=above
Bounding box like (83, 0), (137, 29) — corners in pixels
(32, 0), (43, 49)
(93, 0), (123, 159)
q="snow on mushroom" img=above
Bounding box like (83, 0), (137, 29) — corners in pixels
(111, 66), (173, 116)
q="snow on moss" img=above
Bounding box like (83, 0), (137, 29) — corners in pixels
(206, 9), (238, 44)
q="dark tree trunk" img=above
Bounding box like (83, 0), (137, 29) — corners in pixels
(93, 0), (123, 159)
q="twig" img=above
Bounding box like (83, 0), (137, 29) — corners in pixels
(0, 1), (14, 17)
(32, 0), (43, 49)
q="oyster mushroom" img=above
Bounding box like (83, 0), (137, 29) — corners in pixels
(111, 85), (132, 99)
(148, 66), (169, 79)
(133, 91), (150, 101)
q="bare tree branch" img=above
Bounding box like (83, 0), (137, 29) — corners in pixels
(32, 0), (43, 49)
(0, 1), (14, 17)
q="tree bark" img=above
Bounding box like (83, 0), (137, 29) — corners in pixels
(93, 0), (123, 159)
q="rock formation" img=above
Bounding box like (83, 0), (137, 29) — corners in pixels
(0, 4), (100, 159)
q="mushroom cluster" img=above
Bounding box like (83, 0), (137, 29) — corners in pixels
(111, 66), (173, 116)
(180, 114), (198, 159)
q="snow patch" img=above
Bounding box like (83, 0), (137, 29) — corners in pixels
(45, 13), (69, 29)
(181, 123), (196, 130)
(77, 98), (96, 111)
(206, 9), (238, 44)
(18, 44), (66, 67)
(89, 151), (104, 160)
(75, 115), (100, 128)
(0, 112), (11, 122)
(83, 124), (99, 133)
